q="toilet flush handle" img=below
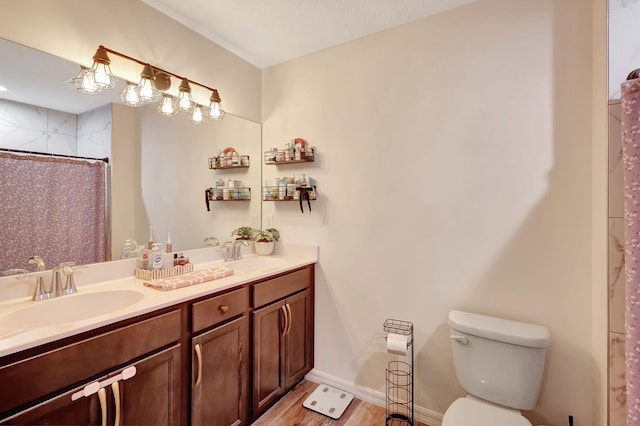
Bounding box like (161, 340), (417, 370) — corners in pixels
(450, 335), (468, 344)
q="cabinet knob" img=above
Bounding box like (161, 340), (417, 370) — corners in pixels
(219, 304), (229, 313)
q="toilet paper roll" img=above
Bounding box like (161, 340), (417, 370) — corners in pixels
(386, 333), (408, 356)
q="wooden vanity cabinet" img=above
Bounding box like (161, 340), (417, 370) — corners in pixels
(251, 266), (314, 417)
(191, 287), (250, 426)
(0, 264), (315, 426)
(0, 309), (182, 425)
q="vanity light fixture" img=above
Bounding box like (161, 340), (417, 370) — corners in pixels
(177, 78), (194, 112)
(137, 64), (161, 103)
(158, 94), (178, 116)
(88, 46), (116, 90)
(120, 81), (144, 107)
(188, 104), (206, 124)
(73, 66), (101, 95)
(208, 89), (226, 120)
(74, 45), (225, 123)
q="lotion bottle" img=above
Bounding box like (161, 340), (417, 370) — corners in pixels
(151, 243), (164, 270)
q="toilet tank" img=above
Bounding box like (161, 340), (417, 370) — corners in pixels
(448, 310), (550, 410)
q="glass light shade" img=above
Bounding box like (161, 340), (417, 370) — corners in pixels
(120, 82), (143, 107)
(207, 89), (225, 119)
(90, 46), (116, 89)
(158, 94), (178, 116)
(188, 104), (207, 124)
(178, 79), (193, 112)
(137, 65), (160, 103)
(207, 101), (226, 120)
(73, 67), (101, 95)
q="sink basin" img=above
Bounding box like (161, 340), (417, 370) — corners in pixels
(225, 257), (287, 273)
(0, 290), (144, 335)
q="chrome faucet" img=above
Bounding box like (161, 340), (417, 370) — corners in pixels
(232, 240), (248, 261)
(28, 256), (50, 301)
(222, 240), (248, 261)
(204, 236), (220, 247)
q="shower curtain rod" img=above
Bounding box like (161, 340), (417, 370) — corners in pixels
(0, 148), (109, 163)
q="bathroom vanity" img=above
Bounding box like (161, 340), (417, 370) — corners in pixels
(0, 245), (316, 425)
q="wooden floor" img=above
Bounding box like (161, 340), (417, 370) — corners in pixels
(251, 380), (428, 426)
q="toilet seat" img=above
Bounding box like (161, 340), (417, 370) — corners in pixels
(442, 397), (532, 426)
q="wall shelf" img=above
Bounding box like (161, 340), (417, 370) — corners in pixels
(264, 148), (315, 165)
(206, 187), (251, 201)
(262, 185), (316, 201)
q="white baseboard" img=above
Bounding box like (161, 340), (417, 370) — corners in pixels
(305, 369), (443, 426)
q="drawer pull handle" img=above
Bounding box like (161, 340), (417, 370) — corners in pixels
(219, 304), (229, 313)
(285, 303), (293, 335)
(112, 382), (121, 426)
(281, 305), (289, 337)
(97, 388), (107, 426)
(194, 343), (203, 387)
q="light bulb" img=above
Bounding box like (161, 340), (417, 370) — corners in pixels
(158, 94), (178, 116)
(207, 89), (225, 120)
(74, 67), (101, 95)
(178, 78), (193, 112)
(188, 105), (206, 124)
(120, 82), (143, 107)
(138, 64), (160, 103)
(89, 47), (116, 89)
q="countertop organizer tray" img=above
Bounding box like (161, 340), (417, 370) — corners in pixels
(135, 263), (194, 280)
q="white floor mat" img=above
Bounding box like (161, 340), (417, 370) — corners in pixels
(303, 384), (354, 420)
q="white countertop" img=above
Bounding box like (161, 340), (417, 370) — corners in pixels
(0, 243), (318, 358)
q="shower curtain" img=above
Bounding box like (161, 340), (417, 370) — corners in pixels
(0, 152), (108, 272)
(622, 76), (640, 425)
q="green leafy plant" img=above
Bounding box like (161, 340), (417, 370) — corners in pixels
(253, 228), (280, 242)
(231, 226), (255, 240)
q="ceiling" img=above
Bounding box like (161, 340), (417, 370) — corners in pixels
(142, 0), (476, 69)
(0, 1), (474, 115)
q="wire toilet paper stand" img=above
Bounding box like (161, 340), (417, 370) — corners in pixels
(383, 319), (414, 425)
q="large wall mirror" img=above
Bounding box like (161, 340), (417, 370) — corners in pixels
(0, 38), (262, 271)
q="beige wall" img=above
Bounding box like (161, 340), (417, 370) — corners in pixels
(0, 0), (261, 122)
(262, 0), (600, 424)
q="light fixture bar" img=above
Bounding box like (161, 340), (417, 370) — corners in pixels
(76, 45), (225, 122)
(97, 46), (219, 94)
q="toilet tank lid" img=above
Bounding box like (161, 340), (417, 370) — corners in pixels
(448, 311), (550, 348)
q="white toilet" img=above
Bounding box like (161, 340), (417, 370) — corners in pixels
(442, 310), (550, 426)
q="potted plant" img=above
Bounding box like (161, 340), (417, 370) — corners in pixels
(231, 226), (255, 240)
(253, 228), (280, 256)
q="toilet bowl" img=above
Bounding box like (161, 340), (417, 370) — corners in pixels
(442, 310), (549, 426)
(442, 396), (531, 426)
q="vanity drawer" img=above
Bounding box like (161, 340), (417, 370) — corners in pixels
(252, 267), (312, 308)
(0, 309), (182, 416)
(192, 287), (247, 333)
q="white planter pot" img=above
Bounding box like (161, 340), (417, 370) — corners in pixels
(255, 241), (274, 256)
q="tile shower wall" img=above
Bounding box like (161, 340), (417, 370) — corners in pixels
(0, 99), (111, 158)
(0, 98), (77, 154)
(609, 100), (626, 426)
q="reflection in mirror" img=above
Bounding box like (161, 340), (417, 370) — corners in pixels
(0, 38), (262, 271)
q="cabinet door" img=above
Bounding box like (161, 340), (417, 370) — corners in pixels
(0, 387), (102, 425)
(116, 345), (181, 426)
(284, 289), (313, 388)
(192, 316), (249, 426)
(252, 300), (286, 416)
